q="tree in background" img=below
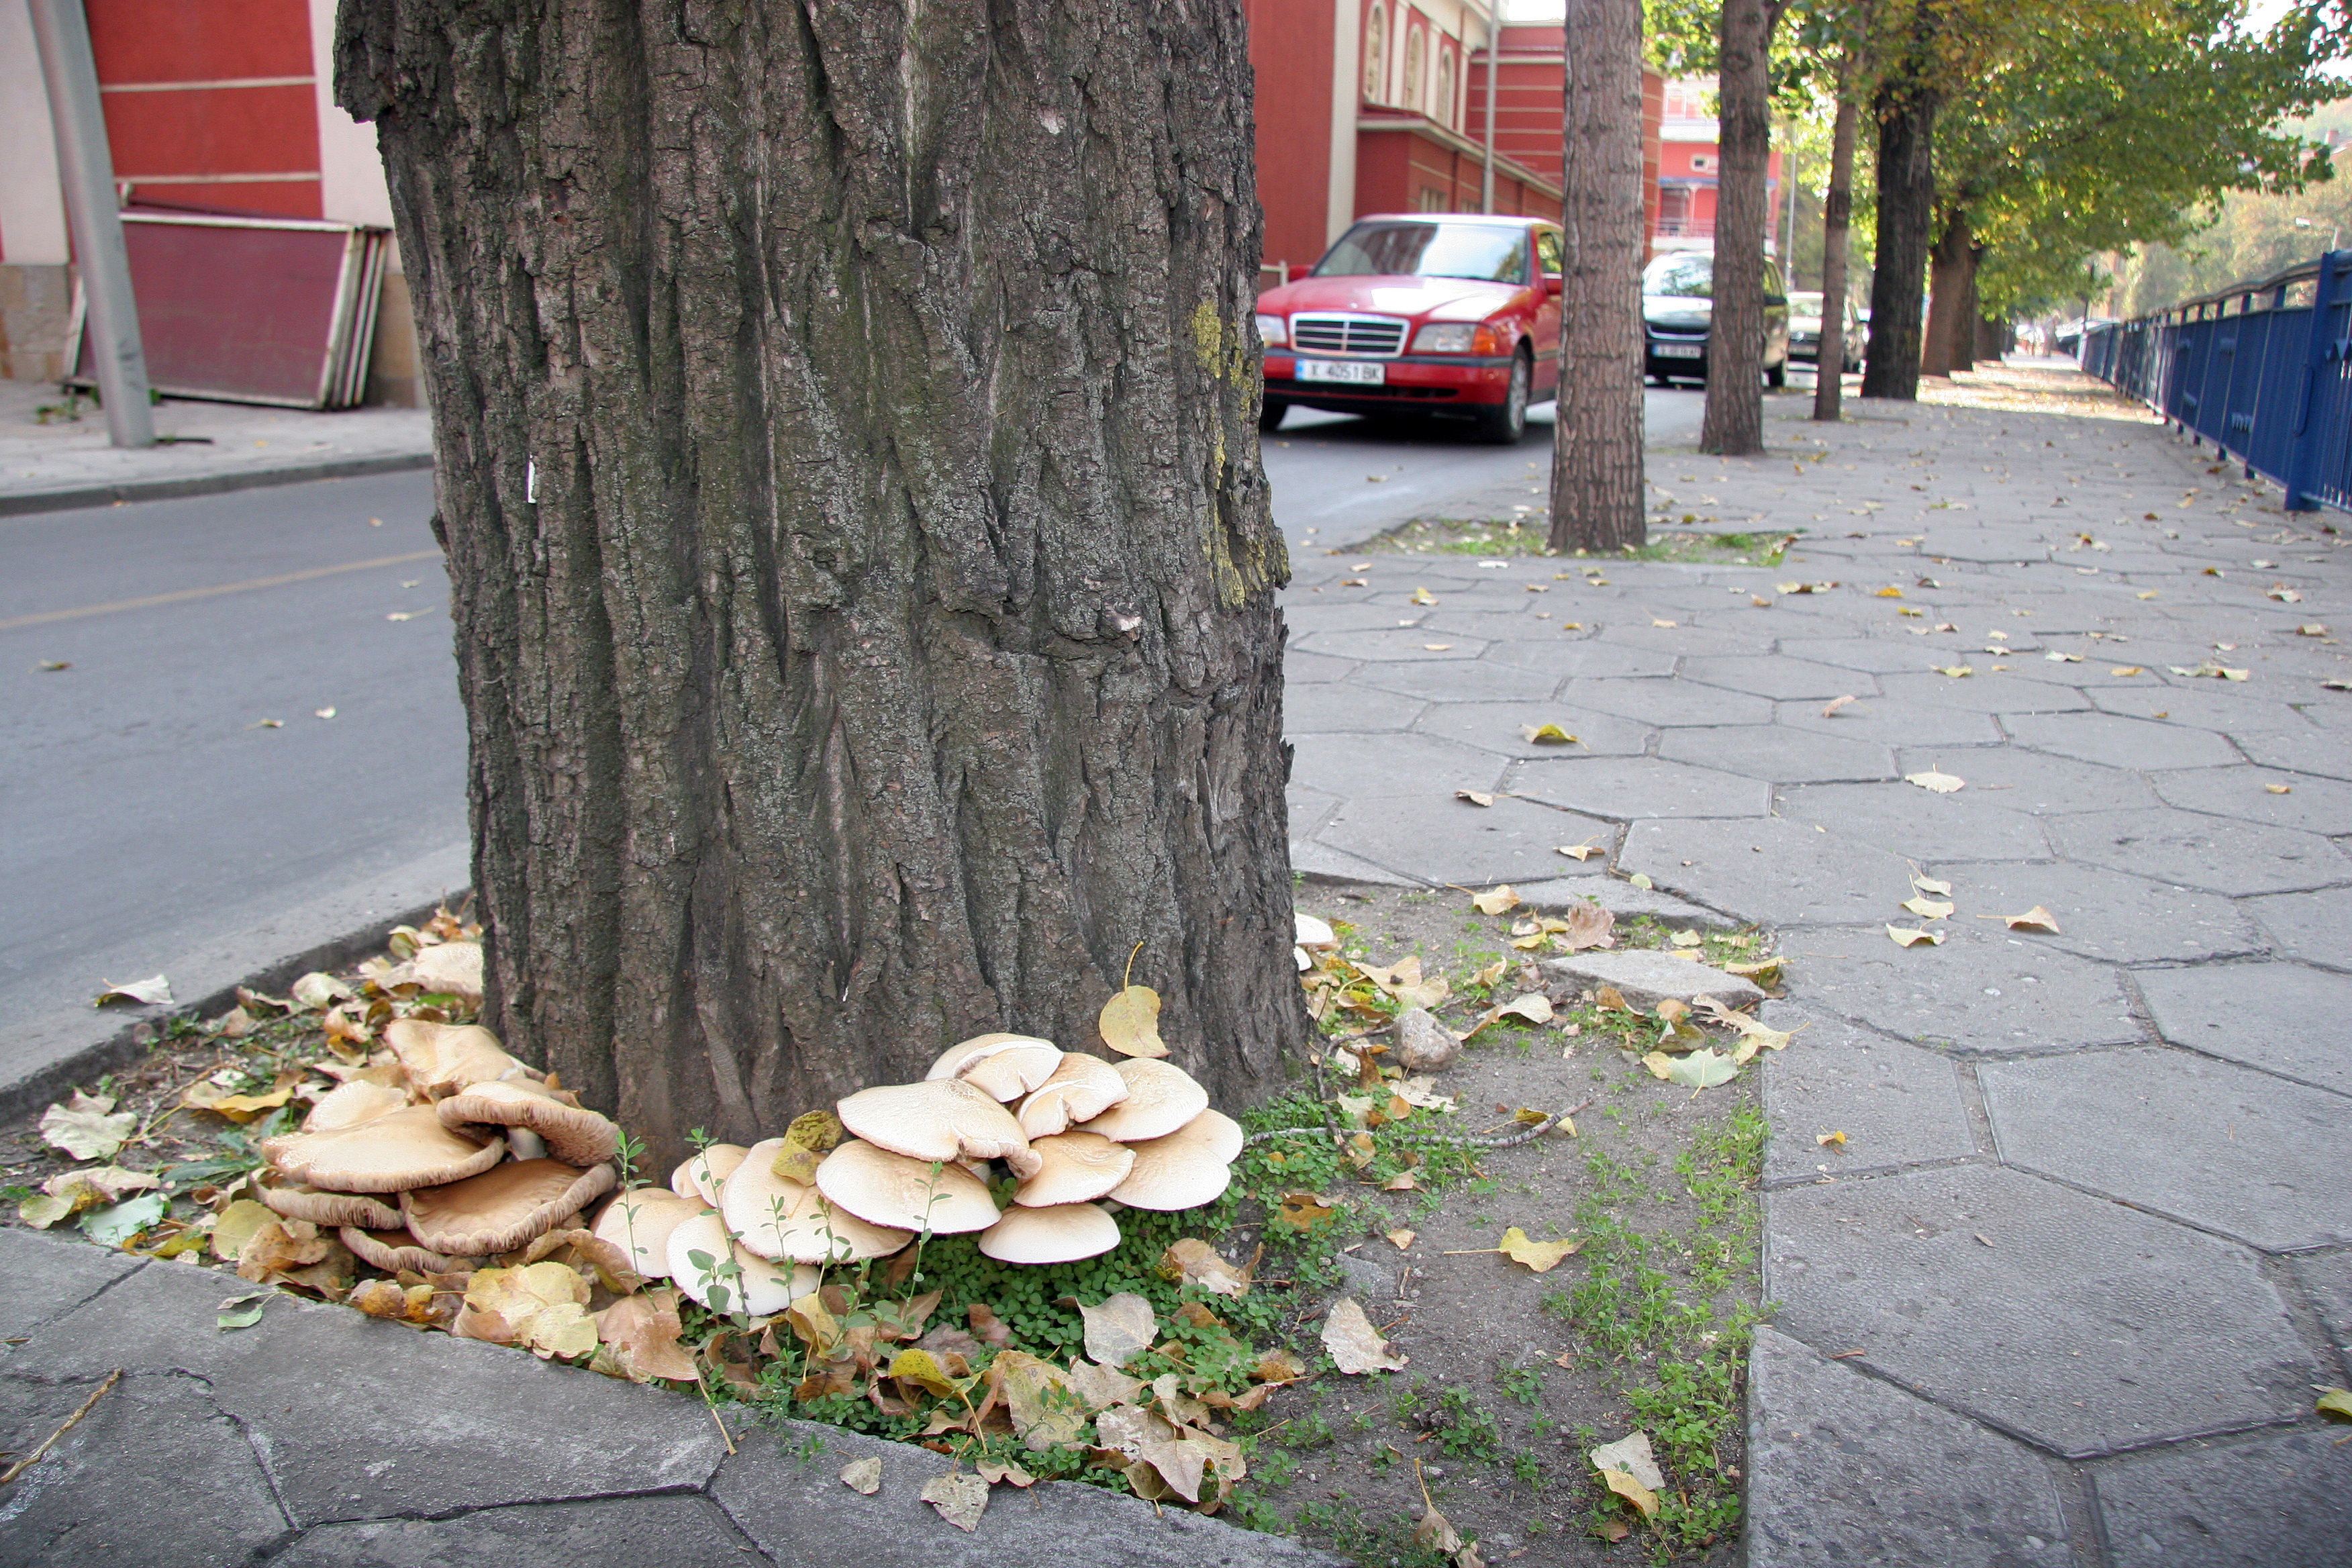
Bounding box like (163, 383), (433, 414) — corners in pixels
(1551, 0), (1651, 550)
(337, 0), (1306, 1161)
(1700, 0), (1792, 454)
(1859, 0), (1942, 398)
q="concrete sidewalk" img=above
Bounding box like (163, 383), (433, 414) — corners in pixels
(0, 382), (432, 515)
(1283, 362), (2351, 1565)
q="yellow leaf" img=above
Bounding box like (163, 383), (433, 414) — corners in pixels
(1640, 1050), (1676, 1080)
(1594, 985), (1632, 1012)
(1904, 769), (1965, 793)
(2318, 1387), (2352, 1422)
(2137, 590), (2159, 600)
(1496, 1226), (1580, 1272)
(593, 1287), (697, 1382)
(889, 1347), (965, 1399)
(2004, 906), (2061, 934)
(1470, 885), (1520, 916)
(1161, 1237), (1251, 1298)
(1520, 722), (1579, 745)
(1410, 587), (1438, 605)
(1275, 1192), (1335, 1230)
(2110, 665), (2144, 677)
(1886, 925), (1945, 948)
(1321, 1296), (1408, 1373)
(1935, 665), (1975, 679)
(1817, 1130), (1847, 1147)
(1099, 984), (1168, 1058)
(1875, 586), (1904, 598)
(1910, 875), (1952, 896)
(1820, 694), (1859, 718)
(1901, 896), (1953, 920)
(1387, 1228), (1416, 1249)
(1455, 789), (1496, 807)
(840, 1457), (883, 1494)
(1600, 1468), (1660, 1518)
(1555, 841), (1602, 861)
(209, 1199), (277, 1261)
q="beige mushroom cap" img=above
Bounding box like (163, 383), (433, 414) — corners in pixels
(259, 1183), (401, 1230)
(1106, 1108), (1242, 1211)
(383, 1020), (524, 1098)
(671, 1144), (748, 1205)
(760, 1181), (914, 1265)
(340, 1225), (476, 1274)
(262, 1105), (505, 1193)
(1015, 1132), (1136, 1208)
(977, 1202), (1121, 1264)
(665, 1212), (819, 1316)
(401, 1157), (616, 1256)
(406, 940), (484, 1005)
(718, 1139), (813, 1255)
(1073, 1059), (1210, 1144)
(436, 1079), (618, 1167)
(836, 1079), (1039, 1178)
(925, 1034), (1063, 1101)
(1014, 1052), (1130, 1139)
(814, 1140), (1001, 1234)
(591, 1187), (709, 1279)
(301, 1080), (411, 1134)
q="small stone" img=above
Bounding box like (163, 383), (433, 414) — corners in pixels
(1393, 1008), (1459, 1071)
(1539, 949), (1765, 1012)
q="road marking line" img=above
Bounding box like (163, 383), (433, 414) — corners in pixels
(0, 550), (442, 632)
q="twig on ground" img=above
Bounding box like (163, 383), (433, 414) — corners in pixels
(1244, 1095), (1596, 1151)
(0, 1368), (121, 1485)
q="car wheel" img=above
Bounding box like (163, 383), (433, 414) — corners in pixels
(1259, 397), (1289, 433)
(1475, 350), (1531, 444)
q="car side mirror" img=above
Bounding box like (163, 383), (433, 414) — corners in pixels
(1544, 274), (1563, 298)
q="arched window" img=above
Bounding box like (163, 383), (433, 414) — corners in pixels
(1403, 26), (1425, 110)
(1363, 5), (1387, 103)
(1434, 46), (1455, 127)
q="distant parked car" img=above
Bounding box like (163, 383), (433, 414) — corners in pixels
(1255, 214), (1565, 443)
(1643, 251), (1792, 388)
(1787, 291), (1861, 374)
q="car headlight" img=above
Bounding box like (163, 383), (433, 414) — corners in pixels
(1410, 323), (1506, 354)
(1255, 313), (1287, 348)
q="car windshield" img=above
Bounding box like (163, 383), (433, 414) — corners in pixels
(1316, 222), (1529, 284)
(1643, 254), (1712, 298)
(1788, 292), (1824, 315)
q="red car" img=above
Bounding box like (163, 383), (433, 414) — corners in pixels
(1256, 213), (1563, 443)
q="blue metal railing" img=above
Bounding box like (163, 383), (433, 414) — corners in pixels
(2076, 251), (2351, 513)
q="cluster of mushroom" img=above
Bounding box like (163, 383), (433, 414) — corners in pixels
(594, 1036), (1242, 1316)
(256, 1020), (623, 1271)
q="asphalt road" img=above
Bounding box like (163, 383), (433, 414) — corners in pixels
(0, 376), (1789, 1038)
(0, 471), (464, 1033)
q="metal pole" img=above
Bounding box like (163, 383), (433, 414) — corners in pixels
(1784, 138), (1800, 278)
(28, 0), (152, 448)
(1480, 6), (1498, 214)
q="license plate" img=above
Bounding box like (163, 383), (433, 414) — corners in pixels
(1296, 359), (1387, 385)
(1653, 343), (1703, 359)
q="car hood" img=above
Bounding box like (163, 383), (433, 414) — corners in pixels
(1260, 274), (1523, 324)
(1643, 295), (1712, 324)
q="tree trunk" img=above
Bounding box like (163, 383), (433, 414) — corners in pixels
(1811, 78), (1860, 423)
(1922, 209), (1973, 378)
(1700, 0), (1784, 455)
(337, 0), (1307, 1163)
(1862, 33), (1939, 400)
(1549, 0), (1647, 552)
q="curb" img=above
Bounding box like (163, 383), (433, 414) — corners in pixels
(0, 450), (435, 519)
(0, 840), (471, 1123)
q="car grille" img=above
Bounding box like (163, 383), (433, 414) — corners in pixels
(1646, 322), (1708, 340)
(1289, 314), (1408, 357)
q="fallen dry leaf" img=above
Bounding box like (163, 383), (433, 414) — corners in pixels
(1078, 1292), (1159, 1368)
(593, 1287), (696, 1382)
(1901, 895), (1953, 920)
(840, 1457), (883, 1494)
(1099, 984), (1168, 1058)
(1496, 1226), (1580, 1272)
(1275, 1191), (1336, 1231)
(38, 1091), (136, 1161)
(1662, 1048), (1738, 1089)
(1494, 993), (1553, 1025)
(1817, 1130), (1848, 1147)
(1410, 587), (1438, 605)
(2110, 665), (2144, 677)
(1470, 885), (1520, 916)
(1911, 874), (1952, 896)
(1590, 1431), (1665, 1492)
(2004, 906), (2062, 933)
(2318, 1387), (2352, 1423)
(1422, 643), (1453, 651)
(1387, 1228), (1416, 1249)
(1161, 1238), (1251, 1299)
(1455, 790), (1496, 807)
(93, 974), (173, 1008)
(1820, 694), (1859, 718)
(1886, 925), (1945, 948)
(920, 1472), (989, 1531)
(1520, 722), (1578, 745)
(1322, 1297), (1408, 1373)
(1555, 840), (1602, 861)
(1905, 769), (1965, 793)
(460, 1262), (598, 1360)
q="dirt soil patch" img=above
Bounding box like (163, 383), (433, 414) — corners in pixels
(1350, 513), (1794, 571)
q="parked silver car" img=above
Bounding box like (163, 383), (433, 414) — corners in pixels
(1643, 252), (1792, 388)
(1787, 290), (1861, 374)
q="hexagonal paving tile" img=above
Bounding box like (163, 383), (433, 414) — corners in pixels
(2243, 885), (2352, 969)
(2049, 807), (2349, 896)
(1283, 649), (1359, 684)
(2138, 962), (2352, 1095)
(1285, 783), (1340, 841)
(1316, 793), (1616, 887)
(1555, 677), (1776, 728)
(1350, 658), (1561, 704)
(1780, 636), (1981, 675)
(1659, 725), (1898, 783)
(1758, 1006), (1977, 1186)
(2002, 712), (2243, 770)
(1410, 701), (1653, 758)
(1289, 626), (1489, 663)
(1287, 731), (1508, 799)
(1283, 682), (1424, 735)
(2151, 765), (2352, 835)
(1764, 1164), (2322, 1458)
(1594, 622), (1777, 658)
(1620, 817), (1912, 927)
(1890, 746), (2162, 815)
(2235, 728), (2352, 781)
(1775, 698), (2007, 749)
(1783, 923), (2140, 1055)
(1928, 862), (2263, 963)
(1506, 755), (1772, 819)
(2293, 1248), (2352, 1356)
(1484, 638), (1679, 679)
(1679, 656), (1879, 701)
(1873, 669), (2095, 716)
(1983, 1046), (2352, 1251)
(1775, 782), (2055, 862)
(2094, 1425), (2352, 1568)
(2090, 685), (2322, 732)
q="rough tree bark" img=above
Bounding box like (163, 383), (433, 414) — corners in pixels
(1862, 7), (1941, 400)
(1922, 209), (1973, 377)
(1549, 0), (1647, 552)
(1700, 0), (1786, 456)
(1811, 78), (1860, 423)
(336, 0), (1307, 1162)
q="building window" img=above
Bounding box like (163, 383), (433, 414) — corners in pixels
(1364, 5), (1387, 103)
(1417, 185), (1448, 211)
(1404, 25), (1425, 110)
(1435, 46), (1455, 128)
